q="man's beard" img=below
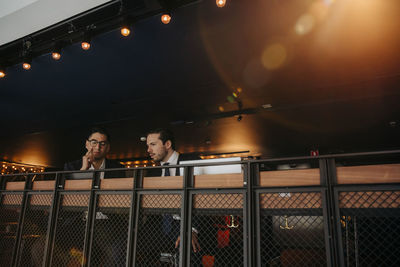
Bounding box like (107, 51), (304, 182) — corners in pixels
(155, 149), (168, 162)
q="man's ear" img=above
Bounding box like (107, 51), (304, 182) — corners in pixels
(165, 140), (172, 150)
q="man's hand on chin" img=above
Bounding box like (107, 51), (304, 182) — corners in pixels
(81, 148), (93, 170)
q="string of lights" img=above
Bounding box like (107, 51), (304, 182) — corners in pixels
(0, 161), (45, 175)
(0, 0), (228, 78)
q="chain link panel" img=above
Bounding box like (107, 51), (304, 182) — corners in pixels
(136, 194), (182, 266)
(89, 194), (131, 267)
(260, 192), (326, 266)
(50, 193), (89, 266)
(192, 193), (244, 267)
(339, 190), (400, 267)
(0, 194), (23, 266)
(17, 194), (52, 267)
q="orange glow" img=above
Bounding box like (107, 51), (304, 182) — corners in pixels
(295, 14), (315, 35)
(216, 0), (226, 8)
(0, 70), (5, 78)
(161, 14), (171, 24)
(261, 43), (287, 70)
(121, 27), (130, 37)
(81, 42), (91, 50)
(52, 52), (61, 60)
(22, 62), (31, 70)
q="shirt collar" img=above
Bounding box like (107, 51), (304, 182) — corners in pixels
(161, 151), (179, 166)
(89, 159), (106, 170)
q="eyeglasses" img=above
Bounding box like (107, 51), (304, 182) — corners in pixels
(87, 139), (109, 147)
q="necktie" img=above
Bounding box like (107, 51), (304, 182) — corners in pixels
(163, 162), (170, 176)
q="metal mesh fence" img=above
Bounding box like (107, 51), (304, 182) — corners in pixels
(0, 194), (23, 266)
(89, 194), (131, 267)
(192, 193), (244, 267)
(17, 194), (52, 267)
(339, 190), (400, 267)
(135, 194), (182, 266)
(259, 192), (326, 267)
(50, 193), (89, 266)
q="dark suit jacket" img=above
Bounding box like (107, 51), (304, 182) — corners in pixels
(145, 153), (200, 177)
(64, 158), (125, 178)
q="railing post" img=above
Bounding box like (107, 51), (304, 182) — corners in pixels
(82, 171), (99, 267)
(127, 169), (141, 267)
(181, 166), (194, 267)
(321, 158), (344, 267)
(12, 174), (33, 267)
(245, 161), (258, 267)
(43, 173), (63, 267)
(131, 168), (144, 266)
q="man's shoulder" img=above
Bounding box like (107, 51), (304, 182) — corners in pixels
(105, 159), (124, 169)
(178, 153), (201, 163)
(64, 159), (83, 171)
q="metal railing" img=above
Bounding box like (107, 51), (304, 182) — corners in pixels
(1, 150), (399, 266)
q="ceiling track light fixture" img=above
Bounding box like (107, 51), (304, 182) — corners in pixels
(120, 17), (133, 37)
(22, 39), (33, 70)
(118, 1), (132, 37)
(52, 43), (63, 60)
(81, 26), (95, 50)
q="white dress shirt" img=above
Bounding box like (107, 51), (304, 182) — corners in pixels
(89, 159), (106, 179)
(160, 151), (179, 176)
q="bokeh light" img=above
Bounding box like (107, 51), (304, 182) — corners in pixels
(261, 43), (287, 70)
(295, 14), (315, 35)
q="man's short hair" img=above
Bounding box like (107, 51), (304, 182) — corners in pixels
(87, 127), (111, 142)
(147, 128), (175, 150)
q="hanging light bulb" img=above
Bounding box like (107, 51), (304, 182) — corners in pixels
(81, 32), (92, 50)
(22, 58), (32, 70)
(161, 13), (171, 24)
(121, 26), (131, 37)
(81, 41), (91, 50)
(216, 0), (226, 8)
(52, 51), (61, 60)
(22, 63), (31, 70)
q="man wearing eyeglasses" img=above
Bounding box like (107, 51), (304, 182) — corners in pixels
(64, 127), (124, 178)
(61, 127), (127, 266)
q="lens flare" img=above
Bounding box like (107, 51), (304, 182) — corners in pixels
(261, 43), (287, 70)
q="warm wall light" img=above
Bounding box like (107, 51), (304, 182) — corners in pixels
(81, 41), (91, 50)
(0, 69), (5, 78)
(216, 0), (226, 8)
(121, 27), (131, 37)
(52, 52), (61, 60)
(161, 13), (171, 24)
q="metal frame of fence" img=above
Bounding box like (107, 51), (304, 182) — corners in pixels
(0, 150), (399, 266)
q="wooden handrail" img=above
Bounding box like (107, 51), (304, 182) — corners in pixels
(260, 169), (320, 187)
(337, 164), (400, 184)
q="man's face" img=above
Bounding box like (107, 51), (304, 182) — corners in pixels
(85, 132), (110, 160)
(147, 133), (169, 162)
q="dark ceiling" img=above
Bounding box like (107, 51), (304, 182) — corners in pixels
(1, 0), (400, 168)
